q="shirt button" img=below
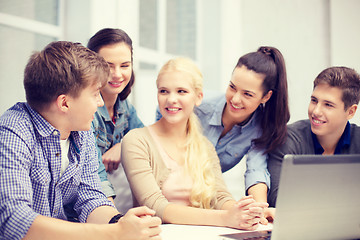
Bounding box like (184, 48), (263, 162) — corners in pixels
(53, 131), (58, 136)
(55, 153), (60, 157)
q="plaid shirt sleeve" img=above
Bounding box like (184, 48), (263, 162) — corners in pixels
(0, 122), (40, 239)
(72, 131), (115, 222)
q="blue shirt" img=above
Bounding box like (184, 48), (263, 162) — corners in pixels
(194, 95), (270, 191)
(92, 96), (144, 197)
(0, 103), (113, 240)
(312, 121), (351, 154)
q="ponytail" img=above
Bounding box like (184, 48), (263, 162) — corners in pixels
(237, 46), (290, 153)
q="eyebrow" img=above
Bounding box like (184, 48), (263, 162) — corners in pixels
(157, 86), (168, 90)
(311, 95), (336, 106)
(324, 100), (336, 106)
(230, 81), (256, 95)
(106, 61), (131, 65)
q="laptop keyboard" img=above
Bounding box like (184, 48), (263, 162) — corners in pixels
(219, 230), (272, 240)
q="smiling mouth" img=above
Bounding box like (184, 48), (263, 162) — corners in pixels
(166, 107), (181, 112)
(311, 117), (326, 125)
(109, 81), (124, 87)
(230, 101), (243, 110)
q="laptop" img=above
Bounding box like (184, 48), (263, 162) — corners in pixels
(219, 154), (360, 240)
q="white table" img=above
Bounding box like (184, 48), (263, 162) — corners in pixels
(160, 223), (273, 240)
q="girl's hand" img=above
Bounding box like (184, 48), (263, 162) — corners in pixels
(260, 207), (275, 225)
(224, 196), (268, 230)
(102, 142), (122, 173)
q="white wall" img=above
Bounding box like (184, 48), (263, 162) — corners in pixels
(1, 0), (360, 125)
(329, 0), (360, 124)
(219, 0), (243, 92)
(330, 0), (360, 72)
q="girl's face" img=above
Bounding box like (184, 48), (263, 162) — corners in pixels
(98, 42), (132, 98)
(224, 65), (272, 124)
(157, 71), (203, 125)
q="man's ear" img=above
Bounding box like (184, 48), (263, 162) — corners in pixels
(347, 104), (358, 120)
(56, 94), (69, 113)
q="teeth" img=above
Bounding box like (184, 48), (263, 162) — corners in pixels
(313, 119), (323, 124)
(110, 82), (121, 85)
(167, 108), (179, 111)
(231, 102), (241, 109)
(109, 80), (124, 86)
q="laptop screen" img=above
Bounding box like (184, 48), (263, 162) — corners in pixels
(219, 154), (360, 240)
(272, 154), (360, 240)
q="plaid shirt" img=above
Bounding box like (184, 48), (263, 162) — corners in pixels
(0, 103), (113, 240)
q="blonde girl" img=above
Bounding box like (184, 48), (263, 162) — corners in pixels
(121, 57), (267, 230)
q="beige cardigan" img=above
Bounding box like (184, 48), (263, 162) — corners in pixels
(121, 127), (234, 219)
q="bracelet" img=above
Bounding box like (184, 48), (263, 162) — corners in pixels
(108, 213), (124, 224)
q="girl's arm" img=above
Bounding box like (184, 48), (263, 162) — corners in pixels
(122, 131), (266, 230)
(247, 183), (268, 203)
(162, 196), (267, 230)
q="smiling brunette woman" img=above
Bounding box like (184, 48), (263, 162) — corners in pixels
(193, 46), (290, 223)
(88, 28), (144, 213)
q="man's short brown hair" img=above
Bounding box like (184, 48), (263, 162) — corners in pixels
(24, 41), (109, 111)
(314, 66), (360, 110)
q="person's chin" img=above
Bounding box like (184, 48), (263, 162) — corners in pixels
(80, 122), (92, 132)
(310, 124), (326, 136)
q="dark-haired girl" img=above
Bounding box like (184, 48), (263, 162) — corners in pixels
(194, 46), (289, 222)
(88, 28), (143, 213)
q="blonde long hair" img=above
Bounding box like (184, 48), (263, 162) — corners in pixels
(157, 57), (217, 208)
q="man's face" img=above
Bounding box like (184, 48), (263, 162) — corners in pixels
(308, 83), (352, 141)
(66, 82), (104, 132)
